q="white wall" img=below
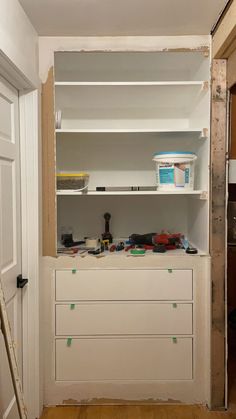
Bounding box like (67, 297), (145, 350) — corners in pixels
(0, 0), (39, 86)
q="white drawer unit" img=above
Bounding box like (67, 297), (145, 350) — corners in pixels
(55, 269), (193, 301)
(56, 302), (193, 336)
(54, 268), (194, 384)
(55, 337), (193, 381)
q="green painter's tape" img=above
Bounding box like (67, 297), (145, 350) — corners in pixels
(67, 338), (72, 347)
(172, 303), (177, 308)
(172, 337), (177, 344)
(70, 304), (75, 310)
(168, 269), (173, 273)
(72, 269), (77, 274)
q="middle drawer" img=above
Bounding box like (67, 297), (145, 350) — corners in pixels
(56, 302), (193, 336)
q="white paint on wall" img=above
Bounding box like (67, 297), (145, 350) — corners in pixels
(39, 35), (211, 83)
(0, 0), (39, 86)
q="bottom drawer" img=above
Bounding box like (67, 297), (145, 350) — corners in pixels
(55, 337), (193, 381)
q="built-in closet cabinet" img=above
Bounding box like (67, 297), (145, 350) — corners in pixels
(42, 48), (211, 406)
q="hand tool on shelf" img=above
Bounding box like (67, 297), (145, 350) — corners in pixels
(102, 212), (113, 243)
(129, 232), (184, 252)
(61, 233), (85, 248)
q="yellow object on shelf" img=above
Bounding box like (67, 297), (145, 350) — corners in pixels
(56, 172), (89, 191)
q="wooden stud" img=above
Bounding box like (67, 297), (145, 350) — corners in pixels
(210, 59), (227, 409)
(42, 67), (56, 257)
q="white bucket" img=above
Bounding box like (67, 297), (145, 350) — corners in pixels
(153, 152), (197, 190)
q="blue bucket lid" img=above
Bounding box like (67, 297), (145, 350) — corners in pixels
(153, 151), (196, 157)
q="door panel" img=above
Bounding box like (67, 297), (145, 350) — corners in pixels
(1, 161), (15, 271)
(0, 93), (12, 143)
(0, 76), (22, 419)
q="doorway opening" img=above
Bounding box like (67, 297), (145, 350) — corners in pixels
(227, 84), (236, 408)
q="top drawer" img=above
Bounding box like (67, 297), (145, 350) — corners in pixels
(55, 269), (193, 301)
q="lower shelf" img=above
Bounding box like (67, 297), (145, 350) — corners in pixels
(55, 337), (193, 381)
(56, 190), (207, 199)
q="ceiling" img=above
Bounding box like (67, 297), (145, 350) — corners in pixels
(19, 0), (227, 37)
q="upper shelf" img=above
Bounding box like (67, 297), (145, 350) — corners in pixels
(54, 51), (210, 83)
(55, 128), (208, 138)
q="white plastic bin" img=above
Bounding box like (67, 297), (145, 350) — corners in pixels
(153, 152), (197, 190)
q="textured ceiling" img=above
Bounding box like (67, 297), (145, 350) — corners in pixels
(19, 0), (227, 36)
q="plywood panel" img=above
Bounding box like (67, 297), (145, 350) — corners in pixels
(210, 59), (227, 409)
(42, 67), (56, 256)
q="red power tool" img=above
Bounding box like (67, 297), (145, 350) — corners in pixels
(129, 232), (182, 251)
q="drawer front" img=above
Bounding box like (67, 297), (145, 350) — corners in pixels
(55, 269), (193, 301)
(56, 302), (193, 336)
(55, 337), (193, 381)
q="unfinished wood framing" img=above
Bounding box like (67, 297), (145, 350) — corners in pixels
(210, 59), (227, 409)
(212, 0), (236, 58)
(42, 67), (56, 256)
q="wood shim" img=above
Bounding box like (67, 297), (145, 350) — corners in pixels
(0, 279), (27, 419)
(210, 59), (227, 409)
(42, 67), (56, 257)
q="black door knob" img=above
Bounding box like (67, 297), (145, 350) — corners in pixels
(17, 274), (28, 289)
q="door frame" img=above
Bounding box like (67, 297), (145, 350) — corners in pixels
(0, 50), (40, 418)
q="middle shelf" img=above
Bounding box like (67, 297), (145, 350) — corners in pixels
(56, 131), (209, 192)
(55, 82), (209, 131)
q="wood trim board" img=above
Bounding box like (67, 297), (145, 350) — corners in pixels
(42, 67), (56, 256)
(212, 0), (236, 58)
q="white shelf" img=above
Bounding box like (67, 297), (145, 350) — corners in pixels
(57, 248), (209, 257)
(55, 83), (207, 111)
(57, 190), (207, 198)
(55, 82), (209, 131)
(55, 81), (206, 87)
(56, 128), (208, 137)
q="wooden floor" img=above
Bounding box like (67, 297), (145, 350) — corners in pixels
(41, 405), (236, 419)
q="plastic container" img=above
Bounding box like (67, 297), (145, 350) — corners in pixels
(152, 152), (197, 190)
(56, 172), (89, 191)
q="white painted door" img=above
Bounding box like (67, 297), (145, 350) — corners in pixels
(0, 77), (22, 419)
